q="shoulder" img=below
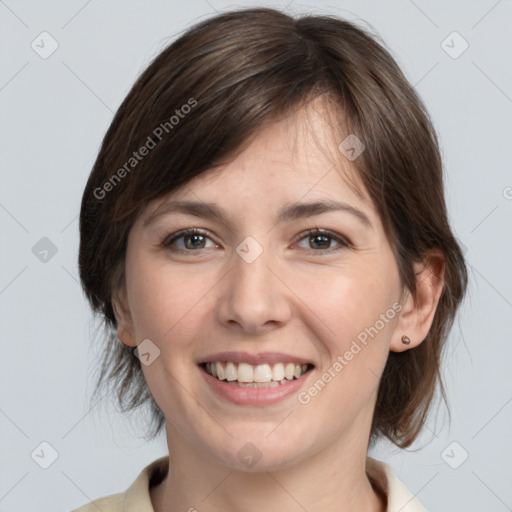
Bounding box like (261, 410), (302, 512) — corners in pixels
(71, 493), (124, 512)
(71, 456), (169, 512)
(366, 457), (427, 512)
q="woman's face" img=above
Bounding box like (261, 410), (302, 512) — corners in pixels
(116, 103), (406, 471)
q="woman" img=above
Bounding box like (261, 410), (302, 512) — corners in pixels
(75, 7), (468, 511)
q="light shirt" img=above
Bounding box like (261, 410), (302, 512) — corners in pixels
(72, 456), (426, 512)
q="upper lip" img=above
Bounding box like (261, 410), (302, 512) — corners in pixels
(197, 351), (315, 366)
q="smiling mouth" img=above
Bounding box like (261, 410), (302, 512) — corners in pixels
(201, 361), (314, 388)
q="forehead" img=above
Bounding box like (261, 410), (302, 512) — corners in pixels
(143, 97), (378, 224)
(218, 97), (363, 177)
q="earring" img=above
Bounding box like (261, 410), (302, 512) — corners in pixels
(401, 335), (411, 344)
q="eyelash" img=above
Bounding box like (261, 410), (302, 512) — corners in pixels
(161, 227), (350, 255)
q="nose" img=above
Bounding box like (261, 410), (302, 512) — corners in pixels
(216, 237), (291, 334)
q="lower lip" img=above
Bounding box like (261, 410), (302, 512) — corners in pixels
(199, 366), (312, 406)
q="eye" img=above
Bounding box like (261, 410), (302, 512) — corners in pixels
(162, 227), (350, 255)
(162, 228), (217, 253)
(294, 228), (350, 254)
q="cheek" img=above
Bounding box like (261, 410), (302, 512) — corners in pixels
(297, 285), (397, 417)
(326, 268), (400, 376)
(126, 254), (216, 343)
(302, 262), (398, 341)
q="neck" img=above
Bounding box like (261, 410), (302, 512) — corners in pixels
(151, 426), (386, 512)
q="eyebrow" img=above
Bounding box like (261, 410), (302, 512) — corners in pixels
(143, 199), (373, 229)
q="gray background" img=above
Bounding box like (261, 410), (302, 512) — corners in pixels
(1, 0), (511, 510)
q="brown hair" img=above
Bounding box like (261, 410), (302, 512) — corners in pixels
(79, 7), (468, 448)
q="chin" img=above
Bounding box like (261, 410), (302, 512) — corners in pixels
(204, 435), (309, 473)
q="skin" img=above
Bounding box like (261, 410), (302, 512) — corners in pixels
(113, 98), (445, 512)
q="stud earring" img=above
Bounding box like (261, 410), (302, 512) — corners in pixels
(401, 335), (411, 344)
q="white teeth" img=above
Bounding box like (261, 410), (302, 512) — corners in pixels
(235, 381), (280, 388)
(272, 362), (285, 382)
(225, 361), (237, 381)
(205, 361), (310, 383)
(253, 364), (272, 383)
(216, 362), (225, 380)
(237, 363), (254, 382)
(284, 363), (295, 380)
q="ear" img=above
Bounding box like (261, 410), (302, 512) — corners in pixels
(390, 248), (445, 352)
(111, 282), (137, 348)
